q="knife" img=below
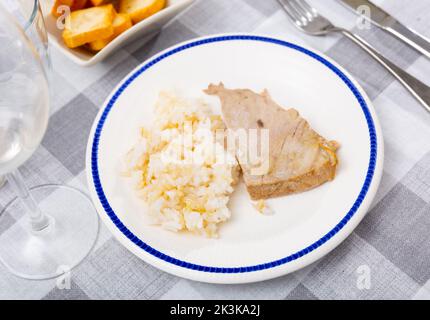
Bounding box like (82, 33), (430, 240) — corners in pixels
(339, 0), (430, 59)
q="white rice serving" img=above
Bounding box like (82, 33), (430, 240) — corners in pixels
(122, 92), (239, 237)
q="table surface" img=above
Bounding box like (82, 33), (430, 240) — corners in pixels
(1, 0), (430, 300)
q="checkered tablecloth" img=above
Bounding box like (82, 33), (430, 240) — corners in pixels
(1, 0), (430, 300)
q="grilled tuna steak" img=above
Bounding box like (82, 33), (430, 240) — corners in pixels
(205, 83), (339, 200)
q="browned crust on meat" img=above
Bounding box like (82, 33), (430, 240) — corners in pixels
(246, 160), (337, 200)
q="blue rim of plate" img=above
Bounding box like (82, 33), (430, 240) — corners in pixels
(91, 35), (377, 274)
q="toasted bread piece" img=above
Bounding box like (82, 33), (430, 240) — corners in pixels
(88, 0), (120, 10)
(62, 4), (115, 48)
(51, 0), (74, 18)
(119, 0), (165, 24)
(71, 0), (88, 10)
(88, 13), (132, 51)
(90, 0), (110, 5)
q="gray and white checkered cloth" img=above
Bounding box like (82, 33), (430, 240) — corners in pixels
(1, 0), (430, 300)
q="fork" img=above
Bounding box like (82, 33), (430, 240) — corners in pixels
(278, 0), (430, 113)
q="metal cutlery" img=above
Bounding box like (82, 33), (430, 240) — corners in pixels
(339, 0), (430, 59)
(278, 0), (430, 113)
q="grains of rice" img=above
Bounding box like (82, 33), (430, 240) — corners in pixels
(122, 92), (239, 237)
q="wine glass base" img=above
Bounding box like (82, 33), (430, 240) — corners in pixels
(0, 185), (99, 280)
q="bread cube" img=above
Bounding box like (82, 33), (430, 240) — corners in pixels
(90, 0), (111, 5)
(119, 0), (166, 24)
(71, 0), (88, 10)
(88, 13), (132, 51)
(51, 0), (74, 17)
(62, 4), (115, 48)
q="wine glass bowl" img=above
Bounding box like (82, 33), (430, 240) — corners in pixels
(0, 1), (99, 280)
(0, 20), (49, 175)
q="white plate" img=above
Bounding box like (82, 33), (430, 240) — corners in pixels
(86, 34), (384, 284)
(42, 0), (195, 67)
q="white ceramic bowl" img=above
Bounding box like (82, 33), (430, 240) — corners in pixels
(42, 0), (195, 67)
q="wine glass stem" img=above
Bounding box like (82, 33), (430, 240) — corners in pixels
(6, 169), (52, 233)
(0, 175), (5, 188)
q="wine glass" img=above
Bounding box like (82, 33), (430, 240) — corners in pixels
(0, 1), (99, 280)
